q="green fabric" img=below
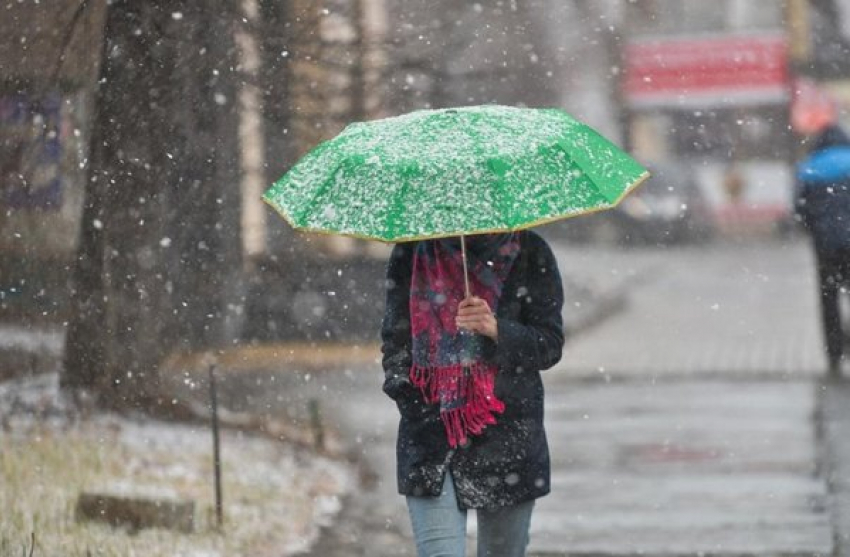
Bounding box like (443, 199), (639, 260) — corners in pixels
(263, 105), (648, 242)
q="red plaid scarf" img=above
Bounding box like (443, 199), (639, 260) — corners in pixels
(409, 234), (520, 448)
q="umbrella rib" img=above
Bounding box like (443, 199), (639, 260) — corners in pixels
(291, 160), (347, 227)
(384, 174), (412, 241)
(557, 124), (642, 205)
(468, 116), (515, 232)
(489, 167), (515, 231)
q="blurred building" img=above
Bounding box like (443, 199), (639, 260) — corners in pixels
(0, 1), (105, 250)
(621, 0), (850, 234)
(0, 1), (106, 320)
(787, 0), (850, 134)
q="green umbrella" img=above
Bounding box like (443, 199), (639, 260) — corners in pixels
(263, 105), (648, 294)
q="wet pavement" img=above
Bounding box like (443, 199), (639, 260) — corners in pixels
(821, 380), (850, 557)
(549, 239), (826, 378)
(532, 379), (830, 555)
(218, 235), (844, 556)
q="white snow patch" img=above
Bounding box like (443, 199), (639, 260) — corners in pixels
(0, 324), (64, 354)
(0, 373), (356, 555)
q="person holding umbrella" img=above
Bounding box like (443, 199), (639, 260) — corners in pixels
(263, 105), (648, 555)
(381, 231), (564, 556)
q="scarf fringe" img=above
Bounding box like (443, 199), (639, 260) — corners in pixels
(410, 363), (505, 448)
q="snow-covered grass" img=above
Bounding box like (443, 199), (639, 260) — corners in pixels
(0, 374), (354, 557)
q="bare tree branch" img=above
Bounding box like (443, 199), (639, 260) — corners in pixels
(49, 1), (91, 92)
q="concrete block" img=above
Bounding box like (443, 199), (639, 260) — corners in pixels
(75, 491), (195, 533)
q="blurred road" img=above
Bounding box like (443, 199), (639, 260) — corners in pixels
(264, 235), (849, 556)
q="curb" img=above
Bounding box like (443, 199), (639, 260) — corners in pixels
(563, 286), (629, 339)
(162, 342), (381, 374)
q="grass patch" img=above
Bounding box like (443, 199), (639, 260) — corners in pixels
(0, 415), (352, 556)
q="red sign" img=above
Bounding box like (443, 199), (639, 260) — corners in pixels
(624, 34), (789, 107)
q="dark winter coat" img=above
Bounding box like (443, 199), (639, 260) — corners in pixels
(796, 125), (850, 255)
(380, 230), (564, 510)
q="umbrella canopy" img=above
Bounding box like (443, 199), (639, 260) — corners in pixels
(263, 105), (649, 242)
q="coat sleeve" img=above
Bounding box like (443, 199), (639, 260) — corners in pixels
(495, 235), (565, 373)
(380, 243), (414, 400)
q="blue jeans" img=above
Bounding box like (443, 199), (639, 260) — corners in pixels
(406, 473), (535, 557)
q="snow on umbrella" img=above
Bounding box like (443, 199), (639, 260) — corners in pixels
(263, 105), (649, 289)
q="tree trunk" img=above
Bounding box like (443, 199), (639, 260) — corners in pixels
(63, 2), (242, 410)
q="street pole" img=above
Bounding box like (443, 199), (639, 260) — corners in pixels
(209, 364), (223, 529)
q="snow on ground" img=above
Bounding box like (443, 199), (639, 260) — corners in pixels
(0, 373), (354, 557)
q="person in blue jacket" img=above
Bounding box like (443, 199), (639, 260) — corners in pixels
(381, 231), (564, 556)
(796, 124), (850, 377)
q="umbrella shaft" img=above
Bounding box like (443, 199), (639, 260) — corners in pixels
(461, 235), (471, 299)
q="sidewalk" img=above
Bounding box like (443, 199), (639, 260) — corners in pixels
(532, 378), (830, 556)
(821, 380), (850, 557)
(536, 237), (832, 555)
(551, 239), (826, 378)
